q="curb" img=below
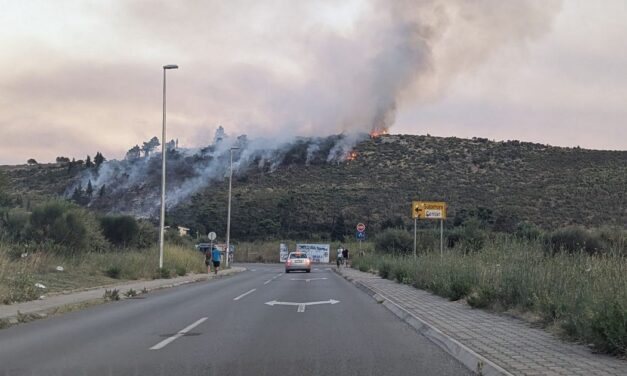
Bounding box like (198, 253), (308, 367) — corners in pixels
(0, 267), (246, 329)
(335, 268), (513, 376)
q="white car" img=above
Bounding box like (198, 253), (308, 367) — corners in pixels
(285, 252), (311, 273)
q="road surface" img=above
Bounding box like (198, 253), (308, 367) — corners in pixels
(0, 264), (471, 375)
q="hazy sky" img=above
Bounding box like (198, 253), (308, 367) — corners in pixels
(1, 0), (625, 165)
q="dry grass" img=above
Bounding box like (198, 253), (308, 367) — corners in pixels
(352, 237), (627, 356)
(0, 243), (205, 304)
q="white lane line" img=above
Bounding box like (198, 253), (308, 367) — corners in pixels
(150, 317), (207, 350)
(233, 288), (257, 301)
(264, 279), (272, 285)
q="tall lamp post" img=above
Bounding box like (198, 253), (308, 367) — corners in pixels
(159, 64), (178, 270)
(225, 147), (240, 268)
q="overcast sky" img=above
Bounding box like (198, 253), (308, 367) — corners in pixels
(1, 0), (625, 165)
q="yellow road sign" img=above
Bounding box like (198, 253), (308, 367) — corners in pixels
(412, 201), (447, 220)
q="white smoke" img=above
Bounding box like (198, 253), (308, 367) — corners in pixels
(114, 0), (562, 140)
(70, 130), (367, 216)
(66, 0), (562, 216)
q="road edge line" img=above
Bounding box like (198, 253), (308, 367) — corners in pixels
(334, 268), (513, 376)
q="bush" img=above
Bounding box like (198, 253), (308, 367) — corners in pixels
(136, 220), (157, 249)
(28, 200), (108, 255)
(175, 265), (187, 276)
(590, 300), (627, 355)
(375, 228), (413, 254)
(3, 272), (39, 304)
(515, 222), (542, 241)
(103, 289), (120, 301)
(548, 227), (605, 254)
(2, 208), (30, 241)
(156, 267), (172, 279)
(460, 219), (486, 253)
(99, 215), (139, 248)
(105, 265), (121, 279)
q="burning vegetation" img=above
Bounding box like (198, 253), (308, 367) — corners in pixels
(370, 128), (389, 139)
(346, 151), (358, 161)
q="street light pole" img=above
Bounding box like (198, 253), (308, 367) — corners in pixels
(225, 147), (239, 268)
(159, 64), (178, 270)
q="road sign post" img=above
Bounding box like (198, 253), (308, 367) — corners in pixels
(412, 201), (447, 257)
(356, 223), (366, 254)
(413, 217), (417, 258)
(208, 232), (216, 258)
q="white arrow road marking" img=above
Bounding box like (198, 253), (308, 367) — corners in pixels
(233, 288), (256, 301)
(265, 299), (340, 312)
(150, 317), (207, 350)
(289, 278), (328, 283)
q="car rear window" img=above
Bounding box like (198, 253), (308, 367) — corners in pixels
(289, 253), (307, 259)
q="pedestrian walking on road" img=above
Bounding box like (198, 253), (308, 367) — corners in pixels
(204, 249), (212, 273)
(336, 246), (344, 268)
(342, 248), (349, 267)
(211, 246), (222, 275)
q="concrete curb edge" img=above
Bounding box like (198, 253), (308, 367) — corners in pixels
(0, 267), (247, 328)
(335, 269), (513, 376)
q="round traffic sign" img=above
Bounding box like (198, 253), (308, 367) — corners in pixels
(208, 232), (217, 240)
(356, 223), (366, 232)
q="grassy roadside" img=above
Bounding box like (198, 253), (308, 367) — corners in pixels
(0, 243), (206, 304)
(351, 237), (627, 356)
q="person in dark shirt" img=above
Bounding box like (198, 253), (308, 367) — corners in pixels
(342, 248), (349, 267)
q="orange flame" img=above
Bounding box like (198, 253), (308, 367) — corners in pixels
(346, 151), (358, 161)
(370, 128), (389, 139)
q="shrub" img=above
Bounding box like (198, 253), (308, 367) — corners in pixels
(103, 289), (120, 301)
(548, 227), (605, 254)
(156, 267), (172, 279)
(590, 300), (627, 355)
(28, 200), (108, 255)
(99, 215), (139, 248)
(375, 228), (413, 254)
(460, 219), (485, 253)
(3, 272), (39, 304)
(467, 286), (499, 308)
(105, 265), (121, 279)
(175, 265), (187, 276)
(515, 222), (542, 241)
(136, 220), (157, 249)
(378, 259), (393, 279)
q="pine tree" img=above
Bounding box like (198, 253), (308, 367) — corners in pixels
(71, 183), (83, 203)
(98, 184), (106, 198)
(94, 152), (106, 167)
(86, 180), (94, 198)
(85, 155), (93, 168)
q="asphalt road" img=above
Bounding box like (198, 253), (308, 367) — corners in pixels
(0, 264), (471, 375)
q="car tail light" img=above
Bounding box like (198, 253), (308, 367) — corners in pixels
(286, 260), (292, 265)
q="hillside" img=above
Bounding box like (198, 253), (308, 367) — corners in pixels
(2, 134), (626, 239)
(171, 134), (626, 239)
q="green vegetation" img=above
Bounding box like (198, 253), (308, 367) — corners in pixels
(3, 134), (625, 241)
(0, 243), (205, 304)
(352, 231), (627, 356)
(168, 135), (626, 240)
